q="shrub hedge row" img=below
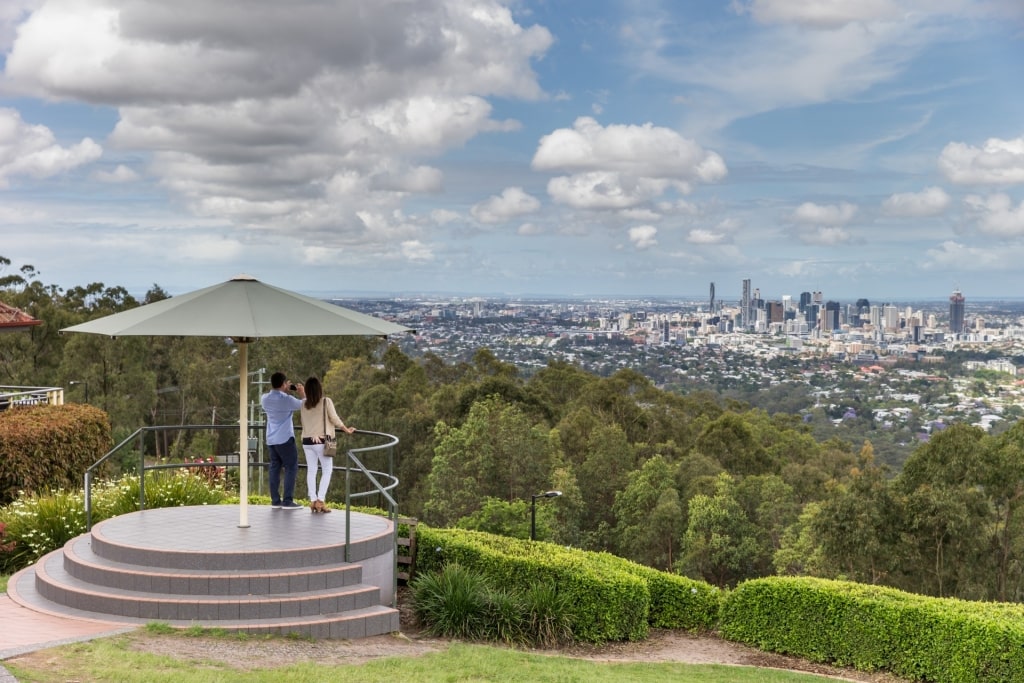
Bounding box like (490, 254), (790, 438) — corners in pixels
(719, 576), (1024, 683)
(415, 526), (720, 643)
(0, 404), (112, 505)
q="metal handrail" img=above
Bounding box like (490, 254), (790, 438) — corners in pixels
(83, 424), (400, 535)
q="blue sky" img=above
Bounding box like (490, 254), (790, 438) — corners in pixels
(1, 0), (1023, 303)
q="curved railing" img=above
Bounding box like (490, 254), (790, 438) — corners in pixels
(83, 424), (400, 563)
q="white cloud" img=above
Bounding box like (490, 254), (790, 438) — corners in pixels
(924, 239), (1024, 271)
(533, 117), (726, 210)
(0, 108), (102, 187)
(964, 193), (1024, 237)
(797, 226), (851, 245)
(939, 137), (1024, 185)
(170, 234), (242, 263)
(546, 172), (679, 210)
(734, 0), (902, 29)
(517, 222), (543, 235)
(1, 0), (552, 255)
(92, 164), (139, 183)
(626, 3), (952, 138)
(790, 201), (857, 225)
(687, 229), (726, 244)
(431, 209), (461, 225)
(628, 225), (658, 249)
(619, 208), (662, 221)
(533, 117), (726, 180)
(775, 259), (821, 277)
(471, 186), (540, 224)
(401, 240), (434, 262)
(881, 186), (951, 217)
(369, 165), (444, 193)
(300, 245), (341, 266)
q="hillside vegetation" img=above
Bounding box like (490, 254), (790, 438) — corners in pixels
(3, 259), (1024, 604)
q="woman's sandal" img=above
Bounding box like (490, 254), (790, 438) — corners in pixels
(318, 500), (331, 513)
(310, 500), (319, 514)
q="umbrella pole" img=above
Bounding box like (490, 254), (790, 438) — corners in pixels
(238, 340), (250, 528)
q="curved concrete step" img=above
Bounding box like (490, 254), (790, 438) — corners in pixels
(62, 535), (362, 595)
(9, 506), (400, 640)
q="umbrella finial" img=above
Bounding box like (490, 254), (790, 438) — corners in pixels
(230, 273), (258, 282)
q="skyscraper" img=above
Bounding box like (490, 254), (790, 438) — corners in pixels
(949, 289), (965, 335)
(709, 282), (715, 314)
(824, 301), (841, 331)
(741, 278), (751, 329)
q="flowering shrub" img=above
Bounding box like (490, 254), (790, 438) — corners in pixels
(0, 488), (87, 571)
(183, 457), (226, 487)
(0, 470), (227, 573)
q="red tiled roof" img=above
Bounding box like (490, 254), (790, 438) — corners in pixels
(0, 301), (42, 330)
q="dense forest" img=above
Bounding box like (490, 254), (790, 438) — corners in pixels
(4, 257), (1024, 604)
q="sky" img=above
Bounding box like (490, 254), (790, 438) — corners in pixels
(1, 0), (1023, 303)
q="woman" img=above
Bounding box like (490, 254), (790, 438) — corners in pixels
(299, 376), (355, 513)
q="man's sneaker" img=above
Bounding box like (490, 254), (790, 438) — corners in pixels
(281, 502), (303, 510)
(271, 503), (282, 509)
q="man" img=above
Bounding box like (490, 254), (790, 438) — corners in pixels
(261, 372), (305, 510)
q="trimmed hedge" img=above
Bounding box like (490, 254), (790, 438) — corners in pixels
(415, 526), (721, 643)
(0, 404), (112, 504)
(720, 576), (1024, 683)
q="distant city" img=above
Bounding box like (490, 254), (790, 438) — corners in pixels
(343, 281), (1024, 363)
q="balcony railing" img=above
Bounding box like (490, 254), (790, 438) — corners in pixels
(0, 385), (64, 410)
(83, 424), (400, 562)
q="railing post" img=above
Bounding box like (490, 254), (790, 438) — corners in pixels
(138, 430), (146, 511)
(344, 453), (351, 562)
(84, 470), (92, 530)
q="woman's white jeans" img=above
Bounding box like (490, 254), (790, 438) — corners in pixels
(302, 442), (334, 502)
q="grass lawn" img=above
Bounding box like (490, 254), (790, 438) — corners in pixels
(3, 637), (855, 683)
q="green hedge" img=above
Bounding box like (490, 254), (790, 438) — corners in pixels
(720, 576), (1024, 683)
(415, 526), (721, 643)
(0, 404), (112, 505)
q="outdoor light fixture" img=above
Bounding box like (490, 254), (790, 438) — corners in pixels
(530, 490), (563, 541)
(69, 380), (89, 403)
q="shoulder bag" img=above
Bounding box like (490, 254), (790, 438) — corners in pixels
(322, 399), (338, 457)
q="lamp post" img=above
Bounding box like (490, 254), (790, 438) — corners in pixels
(530, 490), (562, 541)
(69, 380), (89, 403)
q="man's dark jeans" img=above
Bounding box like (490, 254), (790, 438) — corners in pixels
(268, 437), (299, 505)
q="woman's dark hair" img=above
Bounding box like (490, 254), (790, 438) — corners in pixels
(304, 376), (323, 408)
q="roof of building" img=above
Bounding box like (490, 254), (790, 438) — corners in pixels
(0, 301), (42, 332)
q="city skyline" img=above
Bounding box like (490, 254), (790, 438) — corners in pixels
(1, 2), (1023, 300)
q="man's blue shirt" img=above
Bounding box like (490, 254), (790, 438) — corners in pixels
(261, 389), (303, 445)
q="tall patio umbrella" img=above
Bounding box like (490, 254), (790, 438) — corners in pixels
(61, 274), (410, 527)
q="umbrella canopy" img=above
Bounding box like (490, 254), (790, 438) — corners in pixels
(61, 274), (408, 338)
(61, 274), (410, 528)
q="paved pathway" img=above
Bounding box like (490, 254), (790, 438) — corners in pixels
(0, 594), (136, 679)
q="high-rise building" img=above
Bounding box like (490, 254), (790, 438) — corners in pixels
(824, 301), (841, 331)
(883, 304), (899, 331)
(741, 279), (751, 329)
(949, 289), (965, 335)
(767, 301), (784, 323)
(799, 291), (811, 313)
(709, 282), (715, 314)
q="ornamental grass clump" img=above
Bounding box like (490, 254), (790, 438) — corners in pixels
(411, 562), (489, 640)
(410, 562), (575, 647)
